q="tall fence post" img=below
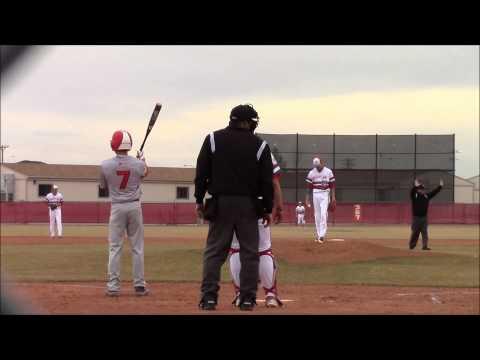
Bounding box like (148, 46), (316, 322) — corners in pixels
(295, 133), (299, 203)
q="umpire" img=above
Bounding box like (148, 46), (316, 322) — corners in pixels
(195, 104), (274, 311)
(409, 178), (443, 250)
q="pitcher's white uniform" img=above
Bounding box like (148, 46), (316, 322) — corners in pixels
(45, 190), (64, 237)
(306, 166), (335, 239)
(296, 205), (306, 225)
(229, 153), (281, 303)
(100, 153), (147, 293)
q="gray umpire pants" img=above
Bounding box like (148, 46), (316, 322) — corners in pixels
(409, 216), (429, 249)
(201, 196), (260, 303)
(107, 201), (146, 292)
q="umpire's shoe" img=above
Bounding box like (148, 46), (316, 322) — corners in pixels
(239, 298), (256, 311)
(199, 298), (217, 311)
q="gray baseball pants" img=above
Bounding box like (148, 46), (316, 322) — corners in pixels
(107, 201), (146, 292)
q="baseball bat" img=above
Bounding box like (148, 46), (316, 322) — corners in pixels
(139, 103), (162, 152)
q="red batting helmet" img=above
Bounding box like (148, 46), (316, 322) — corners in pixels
(110, 130), (133, 151)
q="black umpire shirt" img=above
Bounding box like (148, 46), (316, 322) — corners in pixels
(194, 125), (274, 214)
(410, 185), (442, 217)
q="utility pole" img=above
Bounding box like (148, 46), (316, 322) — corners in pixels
(0, 145), (9, 164)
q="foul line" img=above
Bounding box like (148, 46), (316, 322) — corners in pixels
(55, 284), (105, 289)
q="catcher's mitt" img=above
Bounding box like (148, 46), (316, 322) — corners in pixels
(49, 204), (58, 210)
(328, 200), (336, 212)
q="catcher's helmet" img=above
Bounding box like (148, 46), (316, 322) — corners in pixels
(230, 104), (259, 123)
(111, 130), (132, 151)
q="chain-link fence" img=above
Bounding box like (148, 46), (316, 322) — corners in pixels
(258, 133), (455, 203)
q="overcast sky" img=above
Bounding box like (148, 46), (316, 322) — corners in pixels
(1, 45), (478, 177)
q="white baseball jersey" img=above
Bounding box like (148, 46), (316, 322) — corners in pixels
(306, 167), (335, 239)
(305, 166), (335, 193)
(99, 155), (146, 203)
(296, 205), (305, 214)
(45, 192), (64, 207)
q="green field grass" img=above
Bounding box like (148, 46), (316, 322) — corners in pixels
(1, 224), (478, 287)
(2, 223), (479, 240)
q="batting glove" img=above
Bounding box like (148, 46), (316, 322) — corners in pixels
(136, 150), (145, 160)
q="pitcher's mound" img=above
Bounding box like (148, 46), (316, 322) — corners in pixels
(275, 238), (433, 265)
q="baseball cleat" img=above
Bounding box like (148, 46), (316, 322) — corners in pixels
(422, 247), (431, 251)
(232, 293), (241, 307)
(134, 286), (150, 296)
(265, 296), (282, 308)
(105, 290), (120, 297)
(199, 299), (217, 311)
(239, 300), (256, 311)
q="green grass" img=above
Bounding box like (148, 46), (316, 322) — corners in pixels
(276, 254), (479, 287)
(1, 223), (478, 240)
(1, 224), (478, 287)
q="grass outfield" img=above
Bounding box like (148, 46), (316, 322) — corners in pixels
(1, 224), (478, 288)
(1, 223), (479, 240)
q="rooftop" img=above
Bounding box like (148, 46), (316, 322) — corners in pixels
(2, 162), (195, 183)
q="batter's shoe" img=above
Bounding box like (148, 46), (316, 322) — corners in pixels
(422, 247), (431, 251)
(134, 286), (149, 296)
(318, 237), (324, 244)
(265, 295), (283, 308)
(105, 289), (120, 297)
(199, 299), (217, 311)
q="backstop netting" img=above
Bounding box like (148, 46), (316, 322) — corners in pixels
(258, 133), (455, 204)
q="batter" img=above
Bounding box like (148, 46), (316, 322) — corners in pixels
(99, 130), (149, 297)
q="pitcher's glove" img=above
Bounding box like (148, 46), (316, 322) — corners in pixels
(328, 199), (336, 212)
(49, 204), (58, 210)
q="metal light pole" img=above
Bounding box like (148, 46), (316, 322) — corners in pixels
(0, 145), (9, 164)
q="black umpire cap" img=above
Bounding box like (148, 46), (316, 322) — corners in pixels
(230, 104), (259, 122)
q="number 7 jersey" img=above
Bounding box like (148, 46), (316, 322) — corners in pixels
(100, 155), (146, 203)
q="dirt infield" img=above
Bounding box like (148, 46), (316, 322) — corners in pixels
(6, 281), (479, 315)
(274, 239), (440, 264)
(2, 227), (478, 315)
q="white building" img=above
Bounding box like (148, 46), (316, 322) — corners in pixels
(454, 176), (476, 203)
(467, 175), (479, 203)
(1, 161), (196, 203)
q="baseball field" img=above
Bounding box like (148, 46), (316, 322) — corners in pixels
(1, 223), (479, 314)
